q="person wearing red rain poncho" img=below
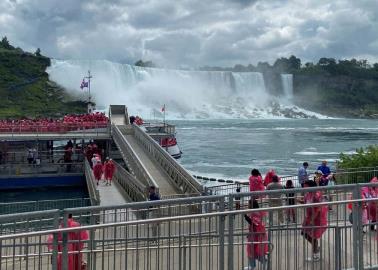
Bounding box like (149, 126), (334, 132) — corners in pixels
(249, 169), (265, 199)
(263, 169), (277, 186)
(47, 214), (89, 270)
(368, 177), (378, 231)
(104, 158), (116, 186)
(93, 159), (103, 185)
(244, 199), (269, 269)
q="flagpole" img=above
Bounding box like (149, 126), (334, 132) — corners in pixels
(86, 70), (93, 113)
(163, 104), (166, 126)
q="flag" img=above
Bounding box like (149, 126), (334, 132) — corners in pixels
(80, 79), (88, 89)
(161, 104), (165, 112)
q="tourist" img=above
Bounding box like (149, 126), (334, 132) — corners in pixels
(263, 169), (276, 186)
(27, 149), (34, 164)
(47, 213), (89, 270)
(91, 154), (97, 169)
(285, 180), (296, 223)
(317, 160), (331, 178)
(64, 147), (73, 172)
(104, 158), (116, 186)
(368, 177), (378, 231)
(148, 186), (161, 238)
(93, 159), (103, 185)
(266, 175), (284, 225)
(244, 199), (268, 270)
(298, 180), (328, 261)
(249, 169), (265, 197)
(298, 162), (309, 187)
(314, 170), (329, 186)
(348, 187), (369, 233)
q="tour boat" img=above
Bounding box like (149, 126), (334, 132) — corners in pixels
(134, 120), (182, 159)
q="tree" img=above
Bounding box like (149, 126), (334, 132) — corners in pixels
(0, 36), (13, 50)
(35, 48), (41, 56)
(374, 63), (378, 72)
(134, 60), (156, 68)
(318, 57), (336, 66)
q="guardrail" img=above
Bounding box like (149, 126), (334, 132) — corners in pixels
(132, 125), (203, 195)
(113, 161), (146, 202)
(0, 162), (84, 177)
(112, 125), (159, 190)
(84, 160), (100, 205)
(0, 122), (109, 133)
(0, 196), (376, 270)
(0, 198), (91, 215)
(206, 168), (378, 195)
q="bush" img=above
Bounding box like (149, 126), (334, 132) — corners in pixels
(338, 145), (378, 169)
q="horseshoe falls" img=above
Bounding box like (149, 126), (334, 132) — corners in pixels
(47, 59), (325, 119)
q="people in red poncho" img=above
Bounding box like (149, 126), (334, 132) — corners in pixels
(249, 169), (265, 198)
(47, 214), (89, 270)
(104, 158), (116, 186)
(93, 159), (103, 185)
(244, 199), (269, 269)
(299, 180), (328, 262)
(263, 169), (277, 186)
(368, 177), (378, 231)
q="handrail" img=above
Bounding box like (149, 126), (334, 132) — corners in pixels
(132, 125), (203, 194)
(84, 160), (100, 205)
(113, 161), (146, 202)
(0, 162), (84, 177)
(0, 196), (376, 240)
(111, 124), (159, 190)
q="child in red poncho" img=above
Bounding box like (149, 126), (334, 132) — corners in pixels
(244, 199), (269, 269)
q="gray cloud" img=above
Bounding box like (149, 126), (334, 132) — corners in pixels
(1, 0), (378, 67)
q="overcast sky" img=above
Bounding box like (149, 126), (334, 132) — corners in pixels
(1, 0), (377, 67)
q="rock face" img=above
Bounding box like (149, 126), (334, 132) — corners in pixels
(292, 74), (378, 118)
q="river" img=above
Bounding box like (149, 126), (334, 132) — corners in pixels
(173, 118), (378, 181)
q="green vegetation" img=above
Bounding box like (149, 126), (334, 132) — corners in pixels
(338, 145), (378, 169)
(134, 59), (156, 68)
(201, 55), (378, 118)
(336, 145), (378, 184)
(0, 37), (86, 119)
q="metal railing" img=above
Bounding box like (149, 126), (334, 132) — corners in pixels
(113, 161), (146, 202)
(0, 162), (84, 177)
(84, 160), (100, 206)
(0, 149), (85, 164)
(0, 122), (109, 133)
(207, 169), (378, 195)
(112, 124), (159, 190)
(0, 196), (377, 270)
(133, 125), (203, 195)
(0, 198), (91, 216)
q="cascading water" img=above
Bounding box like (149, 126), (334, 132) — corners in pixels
(281, 74), (293, 101)
(47, 60), (326, 119)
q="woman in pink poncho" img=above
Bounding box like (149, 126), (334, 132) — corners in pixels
(48, 214), (89, 270)
(249, 169), (265, 197)
(104, 158), (116, 186)
(93, 159), (103, 185)
(244, 199), (269, 269)
(263, 169), (276, 186)
(368, 177), (378, 231)
(299, 180), (328, 261)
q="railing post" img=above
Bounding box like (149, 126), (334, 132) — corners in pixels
(352, 185), (363, 270)
(227, 195), (234, 270)
(52, 211), (60, 270)
(62, 212), (69, 270)
(335, 226), (342, 270)
(218, 196), (225, 270)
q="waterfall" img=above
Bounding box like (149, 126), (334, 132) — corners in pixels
(281, 74), (293, 100)
(47, 60), (323, 119)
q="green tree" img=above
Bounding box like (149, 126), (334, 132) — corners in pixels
(339, 145), (378, 169)
(35, 48), (41, 56)
(0, 36), (13, 50)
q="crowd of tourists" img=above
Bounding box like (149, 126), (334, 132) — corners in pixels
(245, 160), (378, 268)
(0, 112), (109, 132)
